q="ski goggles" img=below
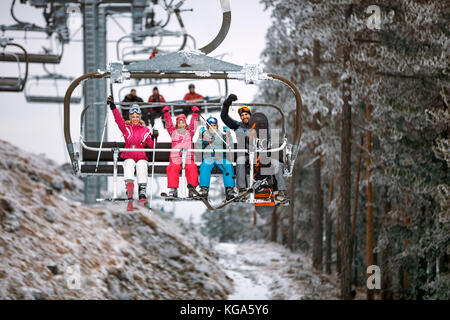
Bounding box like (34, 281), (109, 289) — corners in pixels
(238, 106), (251, 115)
(206, 117), (218, 125)
(176, 114), (186, 122)
(129, 105), (142, 115)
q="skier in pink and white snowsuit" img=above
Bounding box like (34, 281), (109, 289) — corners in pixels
(107, 96), (157, 210)
(162, 105), (199, 197)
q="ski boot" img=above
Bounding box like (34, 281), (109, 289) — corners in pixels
(138, 184), (147, 205)
(188, 186), (196, 199)
(126, 182), (134, 212)
(225, 187), (237, 201)
(199, 186), (209, 199)
(237, 188), (249, 201)
(274, 190), (289, 205)
(169, 188), (178, 198)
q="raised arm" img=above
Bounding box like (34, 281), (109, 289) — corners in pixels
(162, 106), (175, 136)
(142, 128), (155, 149)
(188, 106), (200, 137)
(147, 129), (158, 149)
(220, 94), (239, 130)
(107, 96), (129, 138)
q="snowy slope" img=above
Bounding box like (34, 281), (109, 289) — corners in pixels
(0, 139), (232, 299)
(215, 242), (339, 300)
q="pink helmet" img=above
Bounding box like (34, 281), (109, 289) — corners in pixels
(176, 114), (187, 122)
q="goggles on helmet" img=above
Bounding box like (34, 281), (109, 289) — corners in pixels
(206, 117), (218, 125)
(129, 105), (142, 115)
(238, 106), (251, 115)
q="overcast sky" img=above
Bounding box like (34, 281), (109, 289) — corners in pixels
(0, 0), (272, 165)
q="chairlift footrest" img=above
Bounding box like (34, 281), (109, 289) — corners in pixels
(160, 192), (198, 202)
(96, 198), (130, 202)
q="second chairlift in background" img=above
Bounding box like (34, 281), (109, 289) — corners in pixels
(0, 37), (28, 92)
(25, 71), (82, 104)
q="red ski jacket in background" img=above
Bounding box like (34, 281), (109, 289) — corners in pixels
(148, 95), (166, 113)
(148, 94), (166, 103)
(183, 92), (204, 102)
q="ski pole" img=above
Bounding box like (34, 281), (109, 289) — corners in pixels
(149, 137), (157, 207)
(95, 86), (111, 173)
(199, 114), (230, 147)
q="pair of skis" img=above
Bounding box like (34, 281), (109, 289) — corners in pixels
(184, 179), (267, 210)
(160, 185), (252, 210)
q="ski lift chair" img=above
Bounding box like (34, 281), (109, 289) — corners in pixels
(25, 74), (81, 104)
(118, 28), (195, 65)
(64, 1), (302, 208)
(0, 0), (65, 64)
(0, 34), (63, 64)
(0, 38), (28, 92)
(118, 2), (194, 65)
(64, 52), (302, 207)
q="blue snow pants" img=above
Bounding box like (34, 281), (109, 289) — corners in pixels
(199, 157), (235, 188)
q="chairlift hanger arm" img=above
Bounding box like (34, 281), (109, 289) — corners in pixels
(0, 41), (28, 92)
(64, 72), (103, 164)
(199, 0), (231, 55)
(0, 34), (63, 64)
(173, 7), (187, 51)
(267, 73), (303, 148)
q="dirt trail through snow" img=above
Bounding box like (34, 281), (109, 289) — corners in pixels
(215, 242), (339, 300)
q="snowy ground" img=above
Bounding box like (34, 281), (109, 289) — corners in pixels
(215, 242), (339, 300)
(0, 138), (340, 300)
(0, 139), (233, 299)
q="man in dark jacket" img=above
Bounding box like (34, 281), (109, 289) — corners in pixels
(122, 89), (144, 120)
(220, 94), (288, 202)
(147, 86), (166, 128)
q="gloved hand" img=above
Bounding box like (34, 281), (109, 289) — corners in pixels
(107, 95), (116, 110)
(224, 94), (237, 107)
(162, 105), (170, 113)
(152, 129), (159, 140)
(192, 105), (200, 113)
(204, 96), (210, 102)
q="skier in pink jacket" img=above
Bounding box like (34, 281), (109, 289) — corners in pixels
(107, 96), (157, 210)
(163, 105), (199, 198)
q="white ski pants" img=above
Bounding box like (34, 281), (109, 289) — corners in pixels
(123, 159), (148, 184)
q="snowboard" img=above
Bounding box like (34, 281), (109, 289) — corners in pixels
(249, 112), (276, 214)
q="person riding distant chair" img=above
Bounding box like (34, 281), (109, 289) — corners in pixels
(197, 116), (236, 201)
(147, 86), (166, 128)
(182, 83), (207, 116)
(121, 88), (144, 120)
(107, 96), (158, 211)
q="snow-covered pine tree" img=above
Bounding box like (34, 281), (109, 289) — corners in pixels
(258, 0), (449, 299)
